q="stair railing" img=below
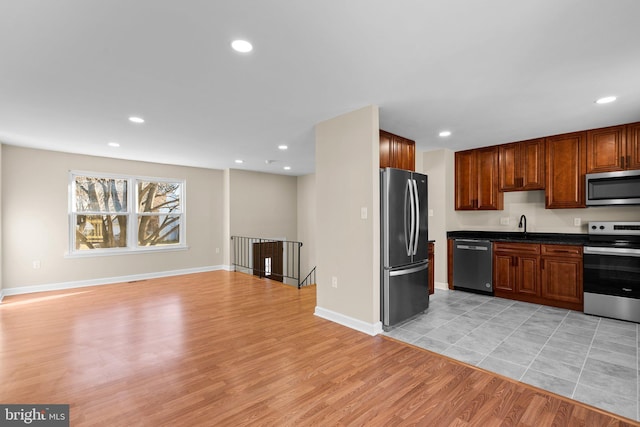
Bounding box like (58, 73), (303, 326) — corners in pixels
(299, 266), (316, 287)
(231, 236), (309, 288)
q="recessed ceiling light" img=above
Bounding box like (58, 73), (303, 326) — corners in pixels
(231, 40), (253, 53)
(278, 145), (288, 150)
(439, 131), (452, 137)
(129, 116), (145, 123)
(283, 166), (291, 171)
(595, 96), (617, 104)
(235, 159), (244, 164)
(107, 142), (120, 148)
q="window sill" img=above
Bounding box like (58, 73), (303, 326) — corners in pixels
(65, 245), (189, 258)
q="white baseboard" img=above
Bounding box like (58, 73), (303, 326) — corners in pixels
(314, 306), (383, 336)
(1, 265), (229, 297)
(0, 289), (4, 302)
(435, 281), (449, 290)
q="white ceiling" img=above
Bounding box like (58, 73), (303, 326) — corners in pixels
(1, 1), (639, 176)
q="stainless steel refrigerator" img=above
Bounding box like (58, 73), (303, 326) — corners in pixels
(381, 167), (429, 329)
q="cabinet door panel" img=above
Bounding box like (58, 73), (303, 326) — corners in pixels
(494, 253), (514, 292)
(627, 122), (640, 170)
(520, 139), (545, 190)
(541, 258), (582, 304)
(499, 143), (519, 191)
(517, 255), (540, 296)
(394, 136), (415, 171)
(586, 125), (626, 173)
(455, 150), (476, 210)
(545, 132), (586, 208)
(476, 147), (503, 210)
(379, 131), (392, 169)
(428, 242), (435, 295)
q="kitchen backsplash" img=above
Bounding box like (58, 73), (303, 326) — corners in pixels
(452, 190), (640, 234)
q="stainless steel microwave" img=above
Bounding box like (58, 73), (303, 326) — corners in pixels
(586, 169), (640, 206)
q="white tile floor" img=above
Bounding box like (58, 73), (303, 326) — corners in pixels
(384, 288), (640, 422)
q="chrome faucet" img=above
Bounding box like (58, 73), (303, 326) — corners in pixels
(518, 215), (527, 235)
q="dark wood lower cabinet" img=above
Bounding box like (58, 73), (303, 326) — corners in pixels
(540, 244), (583, 310)
(494, 243), (540, 298)
(493, 242), (583, 311)
(428, 242), (435, 295)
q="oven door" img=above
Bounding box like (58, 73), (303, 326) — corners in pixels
(583, 247), (640, 298)
(583, 246), (640, 323)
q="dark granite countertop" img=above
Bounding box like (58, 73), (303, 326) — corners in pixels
(446, 230), (588, 245)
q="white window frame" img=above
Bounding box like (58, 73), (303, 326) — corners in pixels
(68, 171), (187, 257)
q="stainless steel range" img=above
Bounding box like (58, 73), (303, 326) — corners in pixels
(583, 221), (640, 323)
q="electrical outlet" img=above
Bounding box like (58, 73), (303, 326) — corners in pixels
(215, 247), (220, 254)
(360, 207), (367, 220)
(574, 218), (581, 226)
(331, 276), (338, 288)
(428, 209), (434, 217)
(32, 260), (41, 269)
(500, 217), (510, 225)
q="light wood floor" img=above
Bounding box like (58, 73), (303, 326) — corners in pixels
(1, 271), (637, 426)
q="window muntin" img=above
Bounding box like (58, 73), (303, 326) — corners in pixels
(70, 172), (185, 255)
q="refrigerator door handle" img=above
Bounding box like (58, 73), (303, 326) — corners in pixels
(404, 179), (413, 256)
(389, 261), (429, 276)
(412, 178), (420, 255)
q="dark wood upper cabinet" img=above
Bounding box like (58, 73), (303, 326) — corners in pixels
(586, 122), (640, 173)
(455, 146), (503, 210)
(626, 122), (640, 170)
(499, 138), (545, 191)
(380, 130), (415, 171)
(586, 125), (626, 173)
(545, 131), (586, 209)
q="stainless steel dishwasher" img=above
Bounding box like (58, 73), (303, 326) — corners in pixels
(453, 239), (493, 295)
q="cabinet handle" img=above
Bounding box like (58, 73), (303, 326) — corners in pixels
(627, 155), (631, 168)
(621, 156), (625, 169)
(541, 259), (545, 269)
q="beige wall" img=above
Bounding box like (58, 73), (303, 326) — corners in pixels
(420, 148), (640, 286)
(2, 146), (224, 290)
(297, 174), (316, 279)
(420, 149), (451, 286)
(315, 105), (380, 325)
(228, 169), (297, 240)
(0, 145), (2, 297)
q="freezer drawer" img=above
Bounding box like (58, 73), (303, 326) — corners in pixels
(382, 261), (429, 327)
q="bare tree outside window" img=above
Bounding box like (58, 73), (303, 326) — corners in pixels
(71, 174), (184, 253)
(74, 177), (128, 250)
(137, 181), (182, 246)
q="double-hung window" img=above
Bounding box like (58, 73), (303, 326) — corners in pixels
(69, 172), (185, 255)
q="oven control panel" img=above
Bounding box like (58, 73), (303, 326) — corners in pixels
(588, 221), (640, 235)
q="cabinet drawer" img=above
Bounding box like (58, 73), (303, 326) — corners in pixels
(494, 242), (540, 254)
(541, 244), (582, 257)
